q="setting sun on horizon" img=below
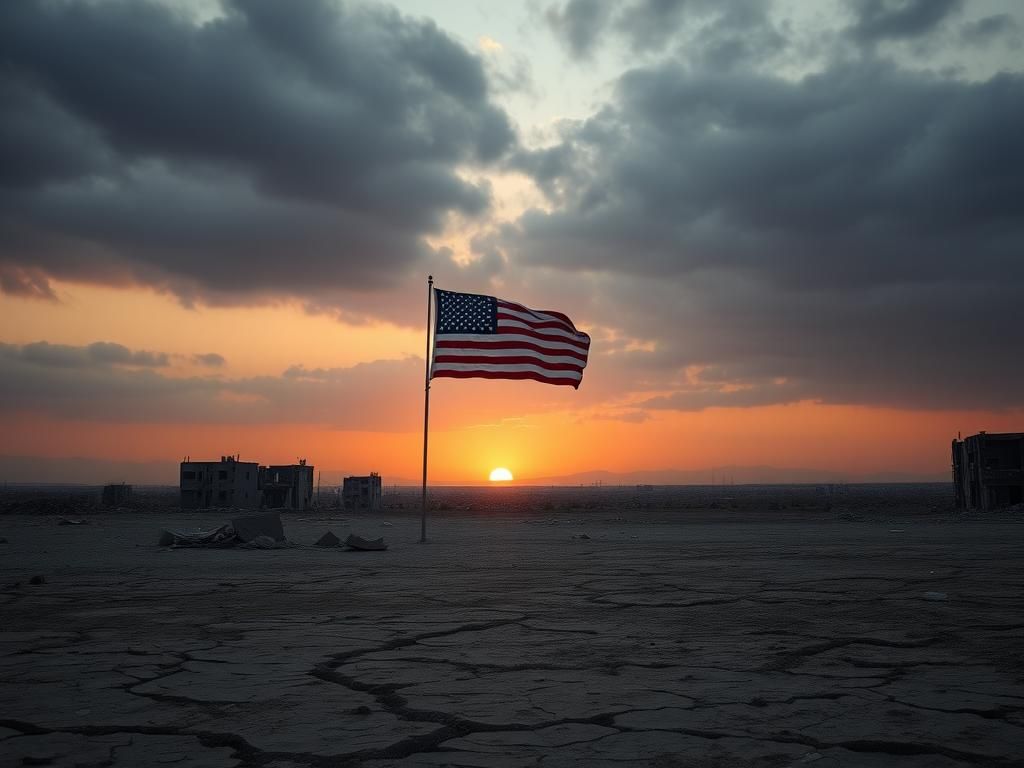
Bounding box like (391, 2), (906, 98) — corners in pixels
(489, 467), (514, 483)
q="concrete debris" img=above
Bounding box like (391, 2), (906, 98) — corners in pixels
(572, 533), (591, 540)
(345, 534), (387, 551)
(159, 512), (287, 549)
(58, 518), (89, 526)
(231, 512), (285, 543)
(314, 531), (341, 547)
(239, 535), (288, 549)
(159, 525), (236, 548)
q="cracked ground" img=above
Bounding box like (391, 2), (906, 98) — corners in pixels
(2, 506), (1023, 767)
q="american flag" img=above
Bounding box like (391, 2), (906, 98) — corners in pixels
(431, 288), (590, 388)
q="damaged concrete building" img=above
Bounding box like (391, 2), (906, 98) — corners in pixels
(180, 455), (259, 509)
(179, 456), (315, 510)
(101, 483), (132, 507)
(952, 432), (1024, 510)
(259, 460), (315, 510)
(342, 472), (382, 511)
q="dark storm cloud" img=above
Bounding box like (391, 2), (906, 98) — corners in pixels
(515, 62), (1024, 284)
(545, 0), (693, 58)
(960, 14), (1020, 46)
(505, 54), (1024, 411)
(0, 340), (423, 429)
(0, 0), (514, 311)
(846, 0), (963, 44)
(544, 0), (779, 63)
(0, 266), (58, 301)
(615, 0), (690, 53)
(544, 0), (615, 59)
(2, 341), (169, 369)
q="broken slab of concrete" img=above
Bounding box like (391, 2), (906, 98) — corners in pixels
(344, 534), (387, 551)
(231, 512), (285, 543)
(315, 531), (341, 547)
(158, 513), (287, 549)
(158, 525), (235, 548)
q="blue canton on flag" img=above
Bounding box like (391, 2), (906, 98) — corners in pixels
(435, 290), (497, 334)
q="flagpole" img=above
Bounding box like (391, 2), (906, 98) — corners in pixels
(420, 275), (433, 543)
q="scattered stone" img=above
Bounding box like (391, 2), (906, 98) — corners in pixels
(572, 533), (591, 540)
(380, 521), (393, 527)
(315, 531), (341, 547)
(57, 518), (89, 526)
(923, 591), (948, 601)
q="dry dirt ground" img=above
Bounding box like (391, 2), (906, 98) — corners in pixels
(2, 487), (1023, 767)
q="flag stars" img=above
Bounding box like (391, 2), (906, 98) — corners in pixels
(436, 289), (497, 334)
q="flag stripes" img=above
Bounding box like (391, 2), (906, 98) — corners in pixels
(430, 289), (590, 388)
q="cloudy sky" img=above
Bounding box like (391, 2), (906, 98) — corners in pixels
(1, 0), (1022, 483)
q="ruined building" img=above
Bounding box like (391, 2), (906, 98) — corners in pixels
(180, 455), (259, 509)
(101, 483), (132, 507)
(260, 460), (315, 510)
(342, 472), (382, 511)
(952, 432), (1024, 510)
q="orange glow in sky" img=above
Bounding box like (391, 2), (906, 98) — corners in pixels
(2, 277), (1021, 483)
(1, 282), (421, 378)
(2, 279), (1021, 484)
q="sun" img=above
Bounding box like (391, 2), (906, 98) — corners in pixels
(489, 467), (514, 482)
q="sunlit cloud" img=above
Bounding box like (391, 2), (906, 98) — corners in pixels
(478, 35), (504, 53)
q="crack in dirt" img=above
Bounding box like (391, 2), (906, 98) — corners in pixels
(755, 636), (942, 673)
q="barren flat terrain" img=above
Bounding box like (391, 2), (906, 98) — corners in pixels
(2, 485), (1023, 767)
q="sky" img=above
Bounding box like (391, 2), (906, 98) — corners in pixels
(1, 0), (1023, 484)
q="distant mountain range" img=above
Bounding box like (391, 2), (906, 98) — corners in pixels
(0, 455), (948, 486)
